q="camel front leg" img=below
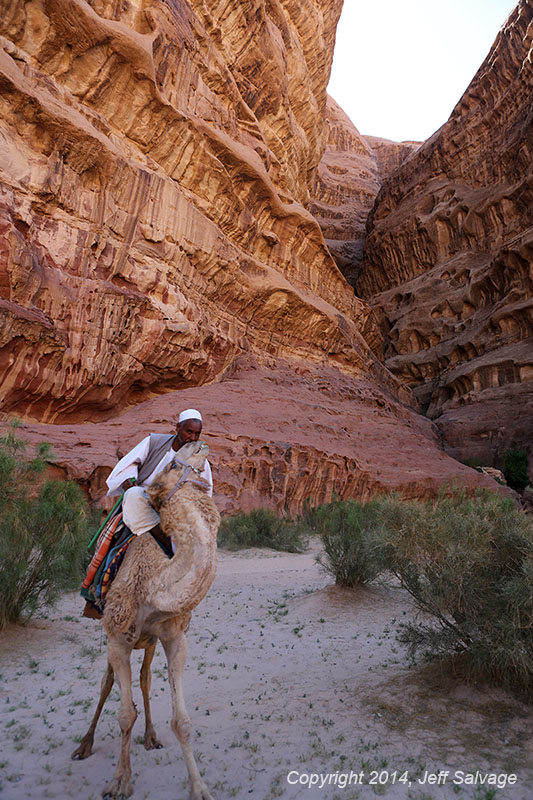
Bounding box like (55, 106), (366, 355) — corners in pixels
(72, 662), (114, 760)
(160, 622), (211, 800)
(103, 638), (137, 800)
(139, 641), (163, 750)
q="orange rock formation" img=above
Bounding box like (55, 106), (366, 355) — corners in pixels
(357, 0), (533, 472)
(2, 0), (382, 421)
(0, 0), (498, 508)
(310, 97), (419, 286)
(13, 359), (501, 515)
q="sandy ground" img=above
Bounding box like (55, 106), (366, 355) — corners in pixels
(0, 540), (531, 800)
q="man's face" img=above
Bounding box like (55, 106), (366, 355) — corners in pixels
(177, 419), (202, 447)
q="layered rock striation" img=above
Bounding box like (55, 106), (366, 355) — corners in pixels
(310, 97), (419, 286)
(1, 0), (404, 422)
(0, 0), (501, 508)
(8, 358), (502, 515)
(357, 0), (533, 470)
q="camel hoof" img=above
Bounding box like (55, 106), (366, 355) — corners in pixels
(143, 732), (163, 750)
(102, 777), (133, 799)
(71, 738), (93, 760)
(190, 779), (212, 800)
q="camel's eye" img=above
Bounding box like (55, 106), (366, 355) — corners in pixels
(170, 462), (178, 469)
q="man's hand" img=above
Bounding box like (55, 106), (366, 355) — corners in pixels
(121, 478), (137, 492)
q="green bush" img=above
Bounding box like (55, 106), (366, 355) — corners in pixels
(380, 490), (533, 696)
(503, 449), (529, 491)
(314, 498), (387, 586)
(0, 424), (93, 629)
(461, 457), (482, 471)
(217, 508), (308, 552)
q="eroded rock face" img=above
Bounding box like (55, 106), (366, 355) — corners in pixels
(357, 0), (533, 470)
(5, 359), (502, 515)
(1, 0), (403, 422)
(309, 97), (419, 286)
(363, 136), (421, 183)
(309, 97), (380, 287)
(0, 1), (503, 509)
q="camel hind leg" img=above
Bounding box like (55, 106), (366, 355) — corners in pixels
(159, 619), (211, 800)
(72, 662), (114, 760)
(71, 636), (160, 764)
(139, 639), (163, 750)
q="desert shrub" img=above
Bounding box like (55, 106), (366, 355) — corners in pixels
(314, 498), (387, 586)
(217, 508), (308, 552)
(381, 490), (533, 696)
(0, 425), (93, 629)
(503, 449), (529, 491)
(461, 457), (482, 471)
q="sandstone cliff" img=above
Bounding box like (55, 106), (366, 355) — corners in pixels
(9, 358), (501, 515)
(363, 136), (421, 183)
(310, 97), (419, 286)
(2, 0), (394, 422)
(0, 0), (497, 508)
(357, 0), (533, 471)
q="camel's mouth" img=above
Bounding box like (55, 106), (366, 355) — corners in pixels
(190, 440), (208, 456)
(178, 439), (209, 459)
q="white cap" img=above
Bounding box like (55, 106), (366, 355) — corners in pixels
(178, 408), (203, 424)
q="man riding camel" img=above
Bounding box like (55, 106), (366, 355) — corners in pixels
(105, 408), (213, 554)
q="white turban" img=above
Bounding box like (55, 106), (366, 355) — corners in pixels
(178, 408), (203, 424)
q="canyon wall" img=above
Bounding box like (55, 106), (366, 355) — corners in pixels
(0, 0), (498, 508)
(1, 0), (398, 423)
(11, 359), (501, 515)
(309, 97), (419, 286)
(357, 0), (533, 471)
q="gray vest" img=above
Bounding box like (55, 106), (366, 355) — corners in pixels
(136, 433), (177, 485)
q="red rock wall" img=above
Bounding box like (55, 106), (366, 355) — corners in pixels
(308, 96), (380, 287)
(363, 136), (421, 183)
(0, 1), (501, 509)
(1, 0), (406, 422)
(309, 97), (419, 286)
(357, 0), (533, 471)
(6, 360), (503, 515)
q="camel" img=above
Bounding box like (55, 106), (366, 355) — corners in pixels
(72, 440), (220, 800)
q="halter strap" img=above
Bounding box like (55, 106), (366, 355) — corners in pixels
(171, 456), (202, 474)
(162, 458), (207, 504)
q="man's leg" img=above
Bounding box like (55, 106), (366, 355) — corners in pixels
(149, 523), (173, 555)
(122, 487), (173, 554)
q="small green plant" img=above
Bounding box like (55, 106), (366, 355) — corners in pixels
(503, 448), (529, 491)
(462, 457), (483, 470)
(314, 498), (387, 586)
(0, 422), (94, 629)
(380, 490), (533, 696)
(217, 508), (308, 552)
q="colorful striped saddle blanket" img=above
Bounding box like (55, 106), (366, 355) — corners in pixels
(81, 508), (134, 616)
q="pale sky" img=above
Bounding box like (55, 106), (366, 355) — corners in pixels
(328, 0), (518, 142)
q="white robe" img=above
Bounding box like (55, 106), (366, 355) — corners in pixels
(106, 436), (213, 497)
(105, 436), (213, 537)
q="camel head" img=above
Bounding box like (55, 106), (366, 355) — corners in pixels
(174, 440), (210, 472)
(147, 440), (210, 510)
